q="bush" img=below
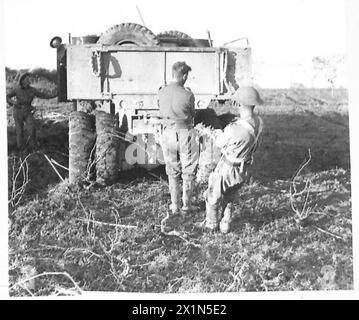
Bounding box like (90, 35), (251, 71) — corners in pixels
(5, 67), (57, 85)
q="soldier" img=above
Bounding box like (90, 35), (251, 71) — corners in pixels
(6, 71), (57, 151)
(158, 61), (199, 217)
(204, 86), (264, 234)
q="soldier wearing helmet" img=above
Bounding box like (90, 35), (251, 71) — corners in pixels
(203, 86), (264, 233)
(6, 71), (57, 151)
(158, 61), (199, 222)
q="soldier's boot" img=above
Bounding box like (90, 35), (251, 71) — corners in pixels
(204, 202), (220, 232)
(162, 177), (182, 233)
(181, 179), (199, 214)
(219, 203), (233, 234)
(168, 176), (181, 214)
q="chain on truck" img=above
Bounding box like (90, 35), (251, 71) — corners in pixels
(49, 23), (252, 185)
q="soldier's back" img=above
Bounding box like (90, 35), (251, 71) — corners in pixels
(158, 82), (194, 123)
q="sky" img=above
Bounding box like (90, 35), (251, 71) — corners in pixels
(2, 0), (347, 70)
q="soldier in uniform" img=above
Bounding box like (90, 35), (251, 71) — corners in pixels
(158, 61), (199, 217)
(6, 71), (57, 151)
(204, 86), (264, 234)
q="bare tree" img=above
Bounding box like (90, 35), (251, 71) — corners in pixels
(312, 55), (345, 96)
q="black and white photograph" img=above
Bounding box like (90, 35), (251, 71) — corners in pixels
(0, 0), (358, 299)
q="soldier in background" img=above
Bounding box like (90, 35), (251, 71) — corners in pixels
(6, 71), (57, 151)
(158, 61), (199, 219)
(203, 86), (264, 234)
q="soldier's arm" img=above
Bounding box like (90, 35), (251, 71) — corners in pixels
(214, 127), (229, 149)
(33, 88), (57, 99)
(6, 89), (16, 106)
(189, 93), (196, 118)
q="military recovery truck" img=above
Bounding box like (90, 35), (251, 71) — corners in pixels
(50, 23), (252, 185)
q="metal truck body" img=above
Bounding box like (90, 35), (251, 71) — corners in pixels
(52, 25), (252, 171)
(59, 44), (251, 126)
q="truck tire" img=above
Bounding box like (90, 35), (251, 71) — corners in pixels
(97, 23), (159, 46)
(69, 111), (96, 185)
(156, 30), (197, 47)
(157, 30), (192, 40)
(95, 111), (120, 185)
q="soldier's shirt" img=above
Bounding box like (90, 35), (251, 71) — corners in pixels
(158, 82), (195, 129)
(7, 85), (53, 107)
(215, 115), (263, 163)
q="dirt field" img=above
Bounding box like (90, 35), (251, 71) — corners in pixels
(7, 84), (352, 295)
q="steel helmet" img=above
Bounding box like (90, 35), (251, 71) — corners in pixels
(231, 86), (264, 106)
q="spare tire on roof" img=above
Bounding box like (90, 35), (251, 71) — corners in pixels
(97, 23), (159, 46)
(157, 30), (192, 40)
(156, 30), (197, 47)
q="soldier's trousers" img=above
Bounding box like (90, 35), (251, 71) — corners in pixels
(13, 106), (36, 150)
(160, 126), (199, 181)
(205, 158), (249, 227)
(160, 126), (199, 211)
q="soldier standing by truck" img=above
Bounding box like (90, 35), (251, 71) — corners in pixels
(158, 61), (199, 217)
(203, 86), (264, 234)
(6, 71), (57, 151)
